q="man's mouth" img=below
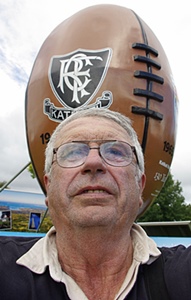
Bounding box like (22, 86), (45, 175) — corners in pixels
(83, 189), (108, 194)
(76, 187), (111, 196)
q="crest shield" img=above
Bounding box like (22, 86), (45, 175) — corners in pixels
(48, 48), (112, 109)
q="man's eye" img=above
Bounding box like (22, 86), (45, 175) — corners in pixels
(108, 148), (124, 156)
(61, 150), (81, 161)
(59, 145), (88, 162)
(62, 150), (77, 161)
(104, 146), (125, 160)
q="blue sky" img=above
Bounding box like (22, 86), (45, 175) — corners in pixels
(0, 0), (191, 203)
(0, 189), (45, 205)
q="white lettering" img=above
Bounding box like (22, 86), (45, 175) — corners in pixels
(159, 160), (170, 169)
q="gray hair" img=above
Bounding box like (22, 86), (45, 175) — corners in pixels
(44, 108), (145, 177)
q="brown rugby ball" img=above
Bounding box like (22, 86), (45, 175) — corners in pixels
(25, 4), (178, 216)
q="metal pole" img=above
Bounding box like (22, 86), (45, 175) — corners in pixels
(0, 162), (31, 193)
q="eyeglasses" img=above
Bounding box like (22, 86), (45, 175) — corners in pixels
(52, 140), (139, 168)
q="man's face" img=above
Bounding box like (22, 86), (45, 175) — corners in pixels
(44, 117), (145, 232)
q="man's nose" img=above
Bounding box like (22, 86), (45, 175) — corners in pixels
(80, 148), (107, 174)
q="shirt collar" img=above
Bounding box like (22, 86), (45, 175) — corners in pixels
(17, 227), (64, 280)
(131, 223), (160, 264)
(17, 224), (160, 298)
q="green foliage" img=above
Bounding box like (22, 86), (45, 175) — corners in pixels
(0, 181), (6, 188)
(28, 163), (36, 179)
(11, 212), (52, 233)
(138, 173), (191, 222)
(0, 181), (9, 189)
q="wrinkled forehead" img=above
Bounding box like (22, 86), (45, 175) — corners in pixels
(55, 116), (131, 146)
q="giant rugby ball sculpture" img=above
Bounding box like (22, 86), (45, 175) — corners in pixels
(25, 4), (178, 216)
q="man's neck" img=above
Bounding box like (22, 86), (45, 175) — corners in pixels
(55, 226), (133, 300)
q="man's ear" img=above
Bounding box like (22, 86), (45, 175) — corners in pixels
(44, 174), (51, 189)
(140, 173), (146, 192)
(138, 174), (146, 208)
(45, 197), (49, 207)
(43, 174), (51, 207)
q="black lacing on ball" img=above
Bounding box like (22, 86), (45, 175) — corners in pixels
(131, 12), (165, 152)
(132, 42), (164, 120)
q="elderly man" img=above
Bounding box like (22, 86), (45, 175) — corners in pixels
(0, 109), (191, 300)
(42, 108), (147, 298)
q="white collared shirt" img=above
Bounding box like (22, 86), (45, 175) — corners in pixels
(17, 224), (160, 300)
